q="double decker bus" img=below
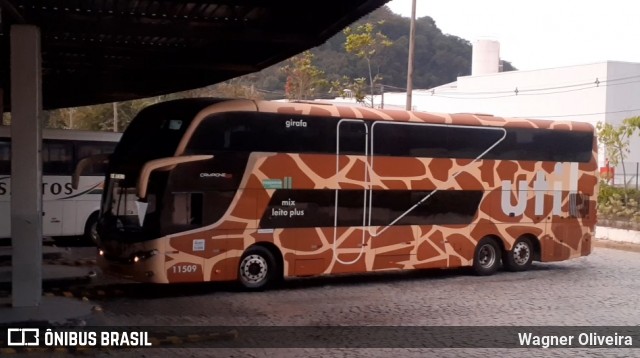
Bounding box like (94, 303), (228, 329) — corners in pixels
(95, 98), (597, 289)
(0, 127), (121, 241)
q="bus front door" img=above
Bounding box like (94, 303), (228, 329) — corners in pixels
(333, 119), (370, 270)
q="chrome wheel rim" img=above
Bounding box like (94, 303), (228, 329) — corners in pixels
(512, 241), (531, 266)
(478, 244), (497, 268)
(240, 254), (268, 285)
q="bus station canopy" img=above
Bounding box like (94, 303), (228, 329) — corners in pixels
(0, 0), (389, 110)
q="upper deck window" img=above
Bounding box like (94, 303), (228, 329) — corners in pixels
(186, 111), (593, 163)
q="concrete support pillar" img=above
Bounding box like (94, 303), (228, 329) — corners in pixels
(10, 25), (43, 307)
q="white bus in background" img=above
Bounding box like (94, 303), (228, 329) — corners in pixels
(0, 127), (121, 242)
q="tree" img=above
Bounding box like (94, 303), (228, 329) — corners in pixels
(597, 116), (640, 200)
(333, 22), (392, 107)
(210, 79), (264, 99)
(330, 76), (369, 104)
(281, 51), (327, 100)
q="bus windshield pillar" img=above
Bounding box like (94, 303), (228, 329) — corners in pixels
(10, 25), (43, 308)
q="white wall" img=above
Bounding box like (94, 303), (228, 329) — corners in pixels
(400, 62), (609, 125)
(604, 62), (640, 187)
(377, 61), (640, 167)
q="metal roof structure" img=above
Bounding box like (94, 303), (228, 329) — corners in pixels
(0, 0), (389, 110)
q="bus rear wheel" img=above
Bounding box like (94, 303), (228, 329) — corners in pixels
(503, 237), (534, 272)
(238, 246), (277, 290)
(473, 237), (501, 276)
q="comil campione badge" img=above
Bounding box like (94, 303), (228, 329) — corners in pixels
(200, 172), (232, 178)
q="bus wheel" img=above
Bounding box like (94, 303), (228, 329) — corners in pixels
(503, 237), (533, 272)
(238, 246), (277, 290)
(84, 212), (100, 244)
(473, 237), (500, 276)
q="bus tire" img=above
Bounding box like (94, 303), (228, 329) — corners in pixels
(473, 237), (500, 276)
(84, 212), (100, 244)
(238, 246), (277, 290)
(503, 236), (534, 272)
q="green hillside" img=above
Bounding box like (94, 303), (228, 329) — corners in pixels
(252, 5), (516, 98)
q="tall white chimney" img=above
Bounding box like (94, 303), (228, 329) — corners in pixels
(471, 39), (500, 76)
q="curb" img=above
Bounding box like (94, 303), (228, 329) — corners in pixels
(43, 286), (126, 301)
(43, 258), (97, 267)
(0, 252), (68, 267)
(594, 239), (640, 253)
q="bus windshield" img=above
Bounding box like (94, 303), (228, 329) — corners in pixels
(100, 99), (224, 242)
(109, 98), (222, 183)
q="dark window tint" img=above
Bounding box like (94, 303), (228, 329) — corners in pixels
(338, 120), (368, 155)
(43, 140), (73, 175)
(373, 122), (592, 163)
(161, 189), (238, 236)
(259, 189), (369, 229)
(201, 191), (236, 225)
(374, 123), (454, 158)
(75, 141), (117, 175)
(374, 123), (505, 159)
(165, 153), (248, 192)
(260, 189), (337, 229)
(370, 190), (483, 226)
(160, 154), (248, 235)
(110, 99), (222, 180)
(570, 193), (590, 218)
(448, 126), (507, 158)
(186, 112), (338, 154)
(0, 140), (9, 175)
(187, 112), (593, 163)
(0, 139), (118, 176)
(162, 192), (202, 234)
(259, 189), (482, 229)
(494, 128), (593, 162)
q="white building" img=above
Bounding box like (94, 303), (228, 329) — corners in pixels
(348, 40), (640, 186)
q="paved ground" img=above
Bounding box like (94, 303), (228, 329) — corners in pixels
(2, 240), (639, 356)
(75, 245), (640, 357)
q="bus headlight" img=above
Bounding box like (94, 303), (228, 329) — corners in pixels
(131, 249), (159, 263)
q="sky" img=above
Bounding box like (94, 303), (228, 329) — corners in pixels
(386, 0), (640, 71)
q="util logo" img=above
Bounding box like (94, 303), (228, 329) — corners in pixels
(501, 162), (579, 217)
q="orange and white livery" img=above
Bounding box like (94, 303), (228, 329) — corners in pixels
(96, 98), (597, 289)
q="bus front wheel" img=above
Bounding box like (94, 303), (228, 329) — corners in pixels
(238, 246), (277, 290)
(503, 237), (534, 272)
(473, 237), (501, 276)
(84, 212), (100, 244)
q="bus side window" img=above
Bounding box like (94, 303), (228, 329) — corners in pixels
(338, 121), (367, 155)
(170, 192), (203, 229)
(570, 193), (590, 218)
(226, 125), (253, 151)
(43, 140), (73, 175)
(75, 141), (117, 175)
(0, 140), (10, 175)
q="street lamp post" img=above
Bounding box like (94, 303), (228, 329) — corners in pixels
(405, 0), (417, 111)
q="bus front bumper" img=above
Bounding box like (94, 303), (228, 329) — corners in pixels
(97, 249), (169, 284)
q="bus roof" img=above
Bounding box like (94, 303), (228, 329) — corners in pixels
(175, 98), (594, 133)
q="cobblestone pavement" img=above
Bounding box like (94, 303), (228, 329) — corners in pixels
(75, 246), (640, 357)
